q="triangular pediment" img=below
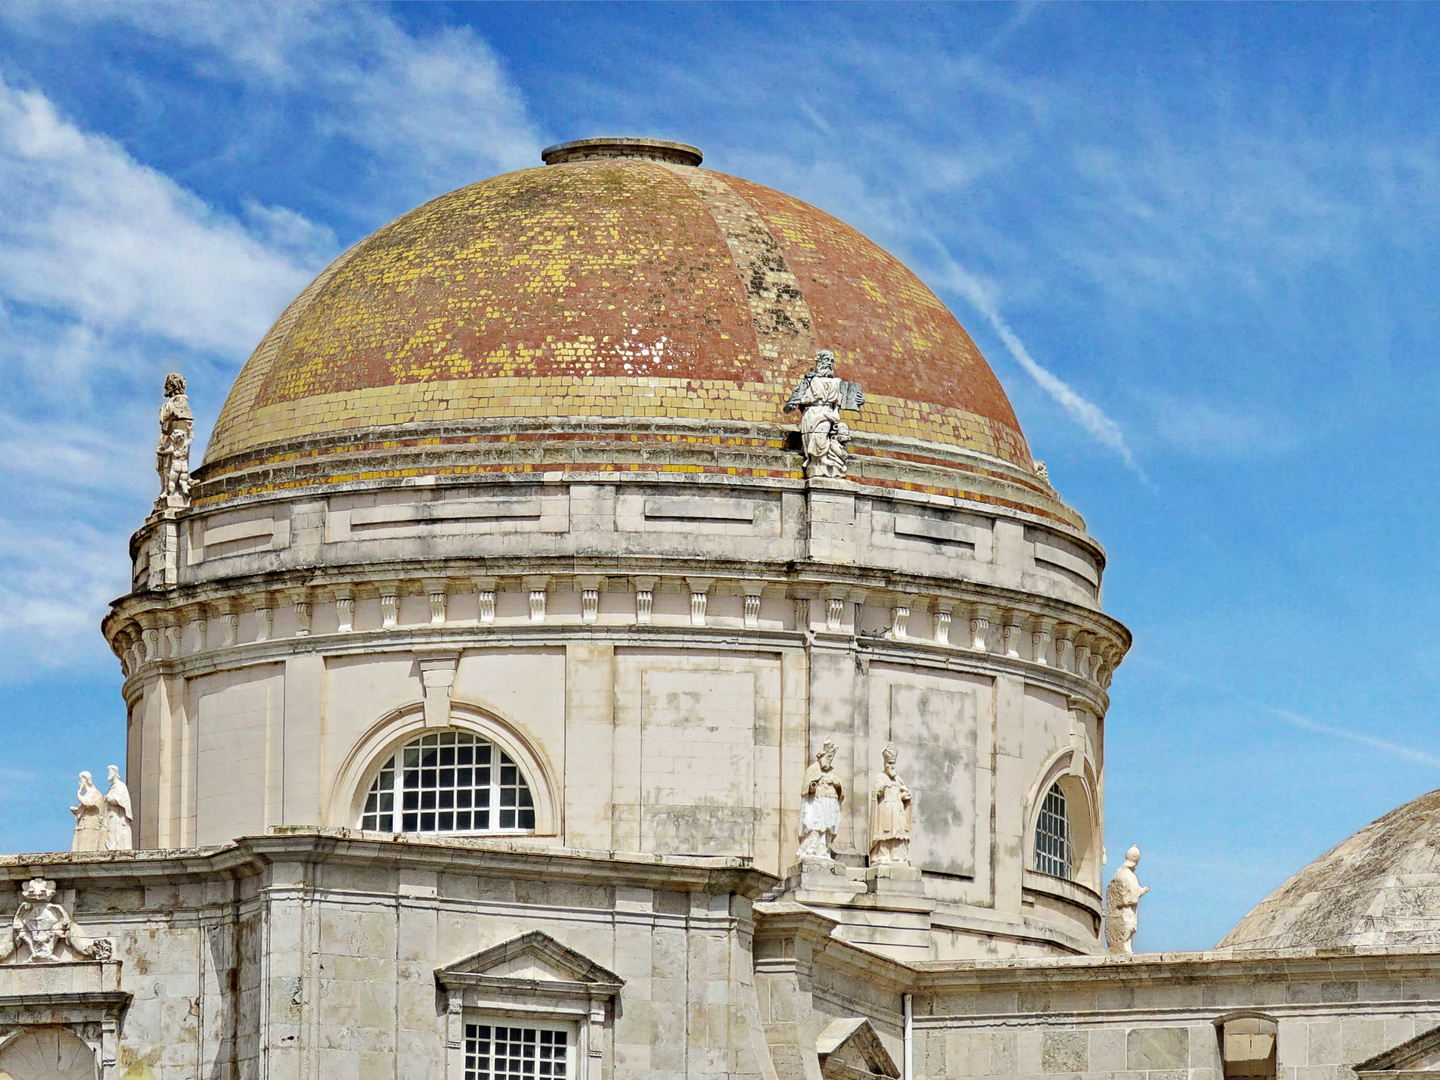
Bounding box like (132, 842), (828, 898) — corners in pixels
(1358, 1025), (1440, 1078)
(436, 931), (623, 993)
(816, 1017), (900, 1080)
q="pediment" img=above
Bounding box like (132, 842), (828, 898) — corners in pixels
(816, 1017), (900, 1080)
(1356, 1024), (1440, 1078)
(436, 931), (623, 995)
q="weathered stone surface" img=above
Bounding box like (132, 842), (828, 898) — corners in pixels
(1127, 1027), (1190, 1070)
(1221, 788), (1440, 951)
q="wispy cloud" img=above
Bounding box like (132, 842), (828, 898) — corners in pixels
(926, 243), (1143, 474)
(1145, 394), (1298, 459)
(0, 73), (319, 360)
(15, 2), (545, 213)
(1272, 708), (1440, 769)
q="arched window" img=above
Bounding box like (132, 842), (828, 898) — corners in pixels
(360, 730), (536, 834)
(1033, 783), (1072, 879)
(0, 1027), (97, 1080)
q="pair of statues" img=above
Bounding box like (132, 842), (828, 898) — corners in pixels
(71, 767), (133, 853)
(798, 737), (912, 866)
(797, 737), (1151, 954)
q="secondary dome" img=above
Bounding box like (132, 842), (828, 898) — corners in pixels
(199, 138), (1035, 506)
(1219, 788), (1440, 951)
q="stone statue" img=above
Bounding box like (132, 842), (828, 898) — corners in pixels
(784, 350), (865, 479)
(103, 766), (134, 852)
(156, 372), (194, 508)
(798, 737), (844, 860)
(1104, 844), (1150, 954)
(0, 878), (110, 964)
(1033, 460), (1050, 485)
(70, 772), (105, 853)
(869, 743), (913, 866)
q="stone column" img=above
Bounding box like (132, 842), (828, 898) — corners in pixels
(565, 642), (615, 850)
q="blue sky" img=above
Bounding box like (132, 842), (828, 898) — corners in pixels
(2, 2), (1439, 952)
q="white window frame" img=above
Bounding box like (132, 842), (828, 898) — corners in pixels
(359, 729), (538, 836)
(330, 702), (560, 838)
(1033, 782), (1073, 879)
(460, 1015), (578, 1080)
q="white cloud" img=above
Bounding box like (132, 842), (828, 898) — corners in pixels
(24, 3), (545, 204)
(1146, 394), (1297, 459)
(1273, 709), (1440, 770)
(0, 74), (328, 677)
(0, 74), (319, 358)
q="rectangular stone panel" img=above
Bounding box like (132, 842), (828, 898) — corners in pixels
(890, 684), (978, 877)
(1128, 1027), (1191, 1071)
(616, 488), (781, 536)
(640, 669), (758, 857)
(192, 667), (281, 845)
(894, 512), (978, 550)
(188, 508), (291, 564)
(1028, 526), (1100, 588)
(325, 489), (568, 541)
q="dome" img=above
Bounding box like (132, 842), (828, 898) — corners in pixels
(1219, 788), (1440, 951)
(197, 138), (1036, 508)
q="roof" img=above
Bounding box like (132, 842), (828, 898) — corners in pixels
(201, 142), (1032, 491)
(1219, 788), (1440, 951)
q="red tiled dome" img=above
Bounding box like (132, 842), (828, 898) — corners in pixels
(202, 140), (1033, 498)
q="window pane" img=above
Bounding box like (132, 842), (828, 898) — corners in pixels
(1034, 784), (1073, 879)
(362, 731), (537, 837)
(466, 1025), (568, 1080)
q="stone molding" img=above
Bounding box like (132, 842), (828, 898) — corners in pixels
(190, 415), (1080, 528)
(106, 570), (1127, 694)
(2, 830), (775, 900)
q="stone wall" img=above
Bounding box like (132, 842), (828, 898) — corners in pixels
(1, 836), (775, 1080)
(910, 951), (1440, 1080)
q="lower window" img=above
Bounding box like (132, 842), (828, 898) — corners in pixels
(465, 1023), (570, 1080)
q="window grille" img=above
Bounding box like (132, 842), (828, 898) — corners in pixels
(465, 1024), (569, 1080)
(360, 730), (536, 834)
(1033, 783), (1072, 878)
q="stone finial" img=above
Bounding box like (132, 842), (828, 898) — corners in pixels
(784, 350), (865, 479)
(1033, 459), (1050, 485)
(155, 372), (194, 510)
(798, 736), (844, 861)
(0, 878), (111, 964)
(869, 743), (913, 866)
(1104, 844), (1149, 954)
